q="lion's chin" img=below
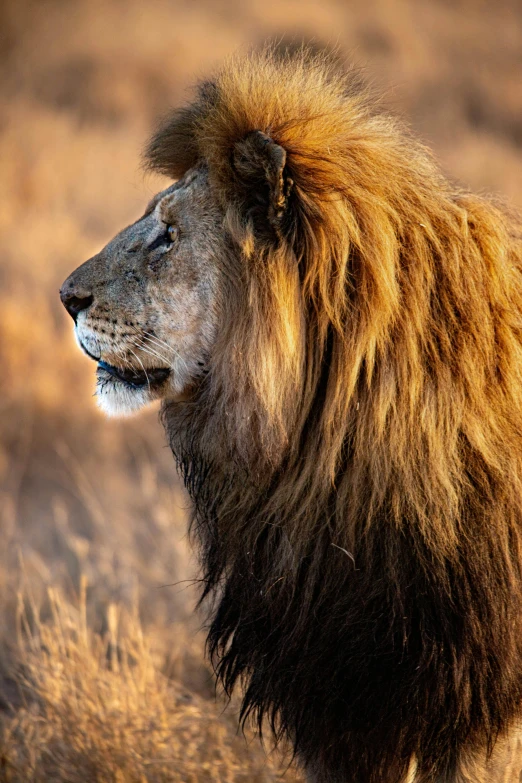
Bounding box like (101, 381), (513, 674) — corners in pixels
(95, 377), (154, 417)
(95, 362), (170, 417)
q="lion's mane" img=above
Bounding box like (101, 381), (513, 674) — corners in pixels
(146, 47), (522, 782)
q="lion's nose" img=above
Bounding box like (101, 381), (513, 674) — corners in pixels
(60, 283), (94, 322)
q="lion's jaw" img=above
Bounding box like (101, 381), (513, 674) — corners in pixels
(61, 167), (224, 417)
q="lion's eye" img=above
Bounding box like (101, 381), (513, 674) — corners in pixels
(165, 224), (179, 244)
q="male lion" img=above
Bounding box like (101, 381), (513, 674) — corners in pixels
(60, 47), (522, 782)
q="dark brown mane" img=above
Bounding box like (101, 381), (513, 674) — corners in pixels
(146, 46), (522, 782)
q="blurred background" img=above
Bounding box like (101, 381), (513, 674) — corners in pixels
(0, 0), (521, 780)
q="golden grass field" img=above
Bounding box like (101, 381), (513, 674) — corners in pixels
(0, 0), (521, 779)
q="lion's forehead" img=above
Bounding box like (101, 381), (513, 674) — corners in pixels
(156, 168), (208, 217)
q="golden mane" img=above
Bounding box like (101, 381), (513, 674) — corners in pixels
(147, 46), (522, 782)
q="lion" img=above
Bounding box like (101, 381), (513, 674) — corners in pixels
(60, 46), (522, 782)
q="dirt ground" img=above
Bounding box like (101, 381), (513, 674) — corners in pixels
(0, 0), (521, 779)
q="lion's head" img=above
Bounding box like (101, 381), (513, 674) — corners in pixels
(61, 46), (522, 783)
(60, 166), (224, 416)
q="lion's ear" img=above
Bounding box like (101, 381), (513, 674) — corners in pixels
(232, 130), (293, 238)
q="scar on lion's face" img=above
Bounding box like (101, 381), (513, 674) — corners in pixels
(60, 166), (225, 416)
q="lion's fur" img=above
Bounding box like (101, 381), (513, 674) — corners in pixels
(147, 47), (522, 782)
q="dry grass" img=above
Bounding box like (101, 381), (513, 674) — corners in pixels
(0, 580), (299, 782)
(0, 0), (521, 779)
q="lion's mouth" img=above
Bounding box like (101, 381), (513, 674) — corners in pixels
(97, 360), (170, 389)
(78, 338), (170, 391)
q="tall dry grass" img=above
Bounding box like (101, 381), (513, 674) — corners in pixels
(0, 0), (521, 779)
(0, 579), (300, 782)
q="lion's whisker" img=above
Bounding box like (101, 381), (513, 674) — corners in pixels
(126, 326), (190, 371)
(115, 346), (133, 370)
(125, 325), (170, 353)
(141, 330), (175, 352)
(138, 335), (191, 374)
(128, 348), (151, 389)
(142, 334), (186, 363)
(131, 338), (172, 367)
